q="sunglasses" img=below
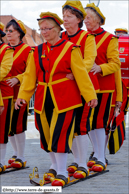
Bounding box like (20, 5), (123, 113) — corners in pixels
(5, 29), (16, 33)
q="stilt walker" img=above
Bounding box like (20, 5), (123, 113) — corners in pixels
(61, 0), (99, 179)
(5, 19), (31, 168)
(84, 2), (121, 172)
(0, 22), (14, 172)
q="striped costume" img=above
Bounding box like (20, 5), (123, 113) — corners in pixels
(61, 29), (97, 135)
(17, 39), (97, 153)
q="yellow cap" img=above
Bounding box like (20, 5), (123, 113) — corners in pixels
(16, 20), (26, 35)
(115, 28), (128, 33)
(37, 11), (64, 26)
(0, 22), (6, 37)
(0, 22), (5, 31)
(10, 19), (26, 36)
(85, 3), (105, 25)
(62, 0), (86, 19)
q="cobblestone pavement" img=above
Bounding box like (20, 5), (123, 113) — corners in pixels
(0, 114), (129, 194)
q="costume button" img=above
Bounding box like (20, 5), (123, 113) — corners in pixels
(47, 58), (49, 61)
(51, 48), (53, 50)
(46, 70), (48, 73)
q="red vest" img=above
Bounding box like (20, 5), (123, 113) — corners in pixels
(0, 43), (13, 98)
(61, 29), (99, 91)
(10, 42), (31, 100)
(95, 28), (116, 91)
(33, 40), (82, 114)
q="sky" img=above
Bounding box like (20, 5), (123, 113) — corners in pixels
(1, 0), (129, 34)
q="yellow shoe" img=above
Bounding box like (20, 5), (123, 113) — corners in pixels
(73, 167), (89, 179)
(51, 175), (70, 186)
(44, 169), (57, 181)
(0, 163), (6, 173)
(87, 157), (98, 168)
(67, 162), (78, 176)
(8, 155), (17, 164)
(91, 161), (107, 172)
(11, 159), (26, 168)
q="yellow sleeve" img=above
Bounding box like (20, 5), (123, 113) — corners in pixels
(71, 47), (97, 103)
(100, 37), (121, 76)
(83, 34), (97, 73)
(18, 51), (37, 103)
(0, 90), (4, 106)
(0, 48), (14, 81)
(115, 69), (122, 102)
(15, 51), (32, 83)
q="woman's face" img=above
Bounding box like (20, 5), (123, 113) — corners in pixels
(39, 20), (58, 43)
(84, 11), (97, 31)
(63, 9), (80, 31)
(6, 25), (20, 42)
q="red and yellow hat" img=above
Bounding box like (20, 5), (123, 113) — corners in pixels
(115, 28), (128, 33)
(0, 22), (6, 37)
(37, 11), (64, 30)
(10, 19), (26, 36)
(85, 3), (106, 25)
(62, 0), (87, 19)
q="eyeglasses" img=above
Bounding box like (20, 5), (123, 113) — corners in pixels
(5, 29), (15, 33)
(38, 27), (55, 32)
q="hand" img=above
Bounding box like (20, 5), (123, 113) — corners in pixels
(114, 101), (122, 116)
(90, 62), (102, 75)
(15, 98), (27, 110)
(88, 99), (98, 108)
(6, 78), (19, 87)
(66, 73), (74, 80)
(116, 101), (122, 109)
(0, 106), (4, 115)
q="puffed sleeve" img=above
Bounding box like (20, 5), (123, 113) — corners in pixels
(0, 48), (14, 81)
(17, 51), (37, 103)
(83, 34), (97, 72)
(71, 47), (97, 103)
(100, 37), (121, 76)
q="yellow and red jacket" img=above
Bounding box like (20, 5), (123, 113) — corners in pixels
(0, 43), (14, 99)
(18, 39), (97, 114)
(61, 29), (99, 92)
(92, 27), (121, 93)
(8, 41), (31, 100)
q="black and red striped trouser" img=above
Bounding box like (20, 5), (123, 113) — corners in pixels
(35, 88), (77, 153)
